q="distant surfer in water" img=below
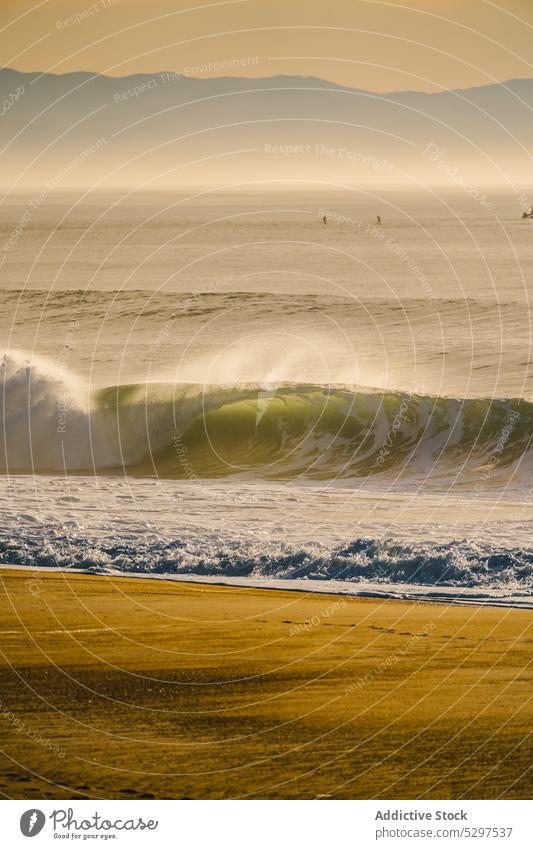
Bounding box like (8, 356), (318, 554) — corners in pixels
(322, 215), (327, 225)
(522, 207), (533, 219)
(376, 215), (382, 225)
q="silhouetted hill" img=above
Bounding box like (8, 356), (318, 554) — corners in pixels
(1, 68), (532, 187)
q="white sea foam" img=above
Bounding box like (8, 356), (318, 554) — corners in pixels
(0, 475), (531, 606)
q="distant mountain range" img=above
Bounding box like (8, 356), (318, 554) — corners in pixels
(1, 67), (532, 187)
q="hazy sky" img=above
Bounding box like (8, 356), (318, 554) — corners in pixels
(2, 0), (533, 92)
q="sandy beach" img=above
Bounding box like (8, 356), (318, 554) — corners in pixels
(0, 569), (530, 800)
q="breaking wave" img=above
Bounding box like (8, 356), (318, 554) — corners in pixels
(1, 351), (531, 481)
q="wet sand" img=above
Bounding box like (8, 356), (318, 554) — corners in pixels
(0, 569), (531, 799)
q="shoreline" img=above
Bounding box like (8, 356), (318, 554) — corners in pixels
(0, 568), (531, 799)
(0, 564), (530, 609)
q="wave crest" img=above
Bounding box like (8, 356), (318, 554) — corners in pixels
(1, 352), (531, 481)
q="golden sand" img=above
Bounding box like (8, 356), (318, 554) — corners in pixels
(0, 569), (531, 799)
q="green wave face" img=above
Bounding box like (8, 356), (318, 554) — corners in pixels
(174, 391), (367, 478)
(99, 383), (533, 482)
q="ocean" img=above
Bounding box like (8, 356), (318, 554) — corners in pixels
(1, 187), (532, 606)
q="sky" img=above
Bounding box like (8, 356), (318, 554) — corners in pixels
(1, 0), (533, 92)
